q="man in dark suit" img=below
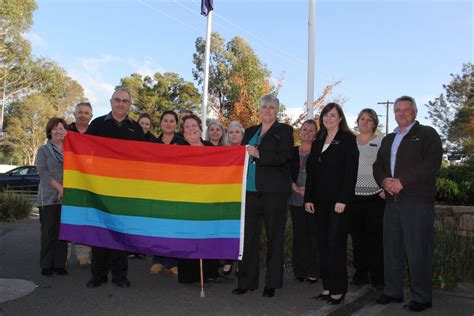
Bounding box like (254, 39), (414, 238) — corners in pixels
(373, 96), (442, 312)
(85, 87), (145, 288)
(232, 94), (294, 298)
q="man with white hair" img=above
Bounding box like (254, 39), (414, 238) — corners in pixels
(373, 96), (442, 312)
(68, 102), (93, 267)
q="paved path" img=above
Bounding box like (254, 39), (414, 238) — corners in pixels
(1, 218), (473, 315)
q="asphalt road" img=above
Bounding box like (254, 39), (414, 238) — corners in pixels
(1, 218), (473, 316)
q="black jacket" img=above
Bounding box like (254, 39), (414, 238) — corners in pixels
(242, 121), (294, 193)
(373, 121), (442, 202)
(304, 130), (359, 204)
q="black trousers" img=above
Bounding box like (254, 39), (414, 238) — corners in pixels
(91, 246), (128, 280)
(316, 201), (349, 294)
(177, 259), (219, 284)
(383, 201), (434, 303)
(39, 204), (67, 269)
(289, 205), (320, 279)
(237, 192), (288, 289)
(348, 194), (385, 286)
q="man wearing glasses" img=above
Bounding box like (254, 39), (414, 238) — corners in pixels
(86, 87), (145, 288)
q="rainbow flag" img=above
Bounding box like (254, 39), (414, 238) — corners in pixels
(59, 132), (248, 259)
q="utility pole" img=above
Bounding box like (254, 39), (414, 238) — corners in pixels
(377, 100), (394, 135)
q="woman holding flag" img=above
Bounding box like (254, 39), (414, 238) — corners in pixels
(232, 94), (294, 298)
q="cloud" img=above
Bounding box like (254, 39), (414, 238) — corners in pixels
(80, 55), (120, 72)
(23, 32), (48, 49)
(128, 58), (165, 77)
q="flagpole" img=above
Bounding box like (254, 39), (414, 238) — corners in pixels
(199, 258), (205, 297)
(201, 11), (213, 138)
(306, 0), (316, 119)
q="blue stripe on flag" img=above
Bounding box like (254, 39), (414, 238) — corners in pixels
(61, 205), (240, 239)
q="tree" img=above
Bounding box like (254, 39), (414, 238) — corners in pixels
(120, 72), (201, 132)
(193, 33), (272, 127)
(426, 63), (473, 155)
(1, 72), (84, 164)
(0, 0), (38, 130)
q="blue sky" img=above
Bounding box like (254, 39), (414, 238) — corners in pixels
(27, 0), (472, 131)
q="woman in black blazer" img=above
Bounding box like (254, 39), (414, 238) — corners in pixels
(232, 94), (294, 298)
(304, 103), (359, 304)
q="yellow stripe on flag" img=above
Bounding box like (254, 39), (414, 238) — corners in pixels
(64, 169), (242, 203)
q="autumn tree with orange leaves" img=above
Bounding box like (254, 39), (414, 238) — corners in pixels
(193, 32), (341, 130)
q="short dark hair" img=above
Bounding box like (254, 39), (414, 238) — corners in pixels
(182, 114), (202, 131)
(46, 117), (68, 139)
(160, 110), (179, 124)
(138, 113), (152, 122)
(316, 103), (350, 141)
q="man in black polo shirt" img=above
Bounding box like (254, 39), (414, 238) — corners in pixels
(86, 87), (145, 288)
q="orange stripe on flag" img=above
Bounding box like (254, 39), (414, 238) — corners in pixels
(64, 152), (244, 185)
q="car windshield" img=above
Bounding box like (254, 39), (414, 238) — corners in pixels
(9, 167), (29, 176)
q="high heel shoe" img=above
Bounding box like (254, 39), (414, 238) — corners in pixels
(306, 278), (318, 284)
(312, 292), (330, 300)
(327, 294), (345, 305)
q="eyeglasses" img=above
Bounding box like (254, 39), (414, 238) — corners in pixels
(112, 97), (131, 104)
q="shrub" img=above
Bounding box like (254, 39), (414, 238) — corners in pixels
(432, 229), (474, 290)
(0, 190), (33, 222)
(437, 163), (474, 205)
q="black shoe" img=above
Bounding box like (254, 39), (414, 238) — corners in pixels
(206, 275), (223, 283)
(112, 277), (130, 288)
(262, 287), (275, 297)
(404, 300), (432, 312)
(372, 283), (384, 291)
(87, 276), (107, 288)
(41, 268), (53, 276)
(295, 277), (305, 282)
(376, 294), (404, 304)
(306, 278), (319, 284)
(53, 268), (68, 275)
(312, 292), (330, 300)
(327, 294), (345, 305)
(232, 288), (248, 295)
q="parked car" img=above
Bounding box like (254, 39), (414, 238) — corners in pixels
(0, 166), (39, 193)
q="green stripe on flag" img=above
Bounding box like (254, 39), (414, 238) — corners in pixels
(63, 188), (241, 221)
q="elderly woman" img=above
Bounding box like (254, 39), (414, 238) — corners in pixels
(36, 117), (69, 276)
(289, 119), (320, 284)
(177, 114), (219, 283)
(150, 110), (185, 276)
(206, 119), (226, 146)
(138, 113), (157, 142)
(232, 94), (294, 298)
(349, 109), (385, 289)
(304, 103), (359, 304)
(222, 120), (245, 275)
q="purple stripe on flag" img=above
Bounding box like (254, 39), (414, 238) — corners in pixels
(201, 0), (213, 16)
(60, 223), (240, 260)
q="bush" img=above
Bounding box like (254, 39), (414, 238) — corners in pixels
(437, 163), (474, 205)
(0, 190), (33, 222)
(432, 229), (474, 290)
